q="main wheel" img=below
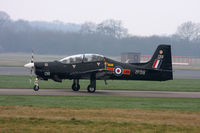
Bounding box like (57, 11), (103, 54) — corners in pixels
(72, 84), (80, 91)
(33, 85), (39, 91)
(87, 85), (96, 93)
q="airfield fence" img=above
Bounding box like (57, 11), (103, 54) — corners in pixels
(140, 55), (200, 67)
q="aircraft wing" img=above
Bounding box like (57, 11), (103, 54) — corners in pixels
(70, 69), (112, 77)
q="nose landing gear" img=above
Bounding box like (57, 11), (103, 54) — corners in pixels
(33, 77), (39, 91)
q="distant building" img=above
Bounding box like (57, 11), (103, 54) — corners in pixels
(121, 52), (141, 63)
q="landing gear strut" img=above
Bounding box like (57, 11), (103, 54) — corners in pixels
(33, 77), (39, 91)
(72, 79), (80, 91)
(87, 74), (96, 93)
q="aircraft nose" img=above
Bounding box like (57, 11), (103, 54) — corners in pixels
(24, 62), (34, 69)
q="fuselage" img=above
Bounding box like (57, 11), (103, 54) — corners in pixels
(34, 56), (172, 82)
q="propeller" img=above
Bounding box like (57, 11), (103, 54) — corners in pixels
(30, 50), (34, 76)
(24, 50), (35, 86)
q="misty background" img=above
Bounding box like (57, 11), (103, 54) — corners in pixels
(0, 11), (200, 56)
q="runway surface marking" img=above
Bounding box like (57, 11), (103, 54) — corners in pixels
(0, 88), (200, 98)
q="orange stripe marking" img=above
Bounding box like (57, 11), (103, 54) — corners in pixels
(123, 69), (131, 75)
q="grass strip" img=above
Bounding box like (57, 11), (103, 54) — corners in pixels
(0, 117), (199, 133)
(0, 106), (200, 133)
(0, 95), (200, 111)
(0, 75), (200, 91)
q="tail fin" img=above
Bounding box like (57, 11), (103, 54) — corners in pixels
(131, 44), (173, 81)
(148, 44), (172, 71)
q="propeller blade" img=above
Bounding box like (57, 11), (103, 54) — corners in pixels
(29, 78), (32, 85)
(30, 50), (34, 75)
(31, 50), (34, 63)
(24, 50), (35, 87)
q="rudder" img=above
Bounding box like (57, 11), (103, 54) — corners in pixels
(148, 44), (172, 71)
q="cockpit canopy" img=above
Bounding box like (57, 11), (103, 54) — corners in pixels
(60, 54), (104, 64)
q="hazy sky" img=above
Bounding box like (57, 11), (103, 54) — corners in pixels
(1, 0), (200, 35)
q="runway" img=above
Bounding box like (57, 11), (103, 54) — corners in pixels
(0, 88), (200, 98)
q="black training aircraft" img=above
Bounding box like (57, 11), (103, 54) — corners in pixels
(24, 44), (173, 93)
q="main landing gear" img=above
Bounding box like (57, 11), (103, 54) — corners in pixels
(72, 74), (96, 93)
(87, 74), (96, 93)
(33, 77), (39, 91)
(72, 79), (80, 91)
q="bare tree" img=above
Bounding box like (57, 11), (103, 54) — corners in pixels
(97, 19), (128, 38)
(80, 22), (97, 34)
(176, 21), (200, 41)
(0, 11), (10, 26)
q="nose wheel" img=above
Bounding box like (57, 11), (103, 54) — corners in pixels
(72, 79), (80, 91)
(33, 77), (39, 91)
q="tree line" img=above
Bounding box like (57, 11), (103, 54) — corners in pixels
(0, 11), (200, 56)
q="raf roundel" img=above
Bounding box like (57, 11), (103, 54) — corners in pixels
(114, 66), (123, 76)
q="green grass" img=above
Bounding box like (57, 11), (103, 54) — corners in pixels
(0, 95), (200, 111)
(0, 75), (200, 91)
(1, 117), (199, 133)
